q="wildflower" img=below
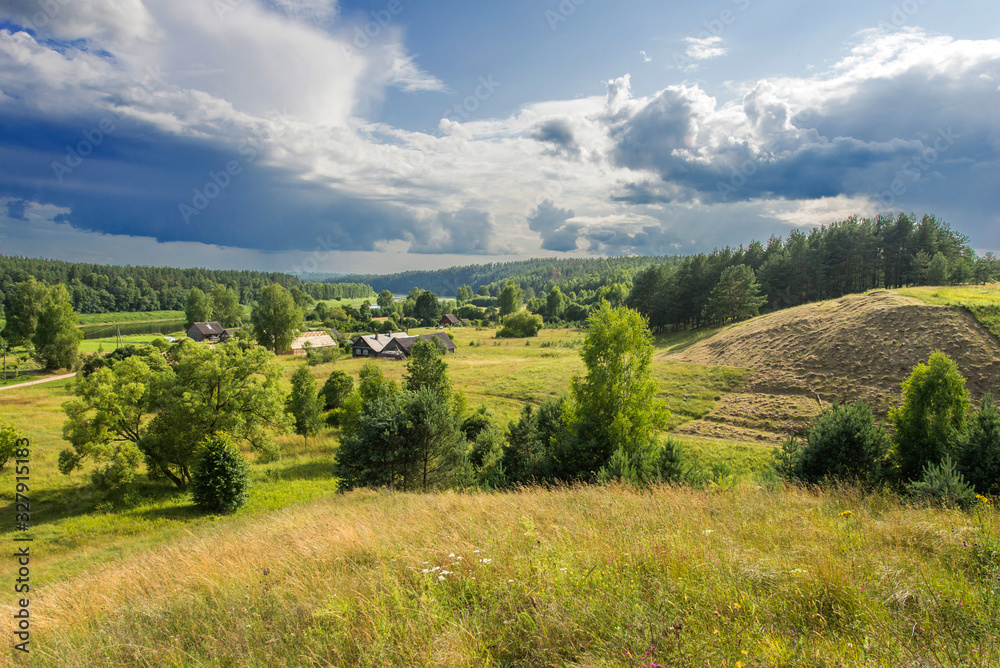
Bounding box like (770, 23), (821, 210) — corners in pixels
(456, 556), (462, 561)
(507, 579), (514, 583)
(703, 529), (714, 535)
(439, 575), (445, 581)
(839, 510), (853, 517)
(480, 558), (492, 564)
(448, 553), (455, 558)
(473, 549), (480, 553)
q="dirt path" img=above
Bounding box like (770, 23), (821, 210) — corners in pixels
(0, 373), (76, 391)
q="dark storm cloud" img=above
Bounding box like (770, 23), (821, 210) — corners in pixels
(526, 200), (581, 252)
(0, 111), (421, 253)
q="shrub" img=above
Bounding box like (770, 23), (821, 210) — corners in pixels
(0, 419), (25, 472)
(191, 433), (251, 514)
(793, 402), (891, 484)
(907, 456), (976, 509)
(497, 312), (543, 338)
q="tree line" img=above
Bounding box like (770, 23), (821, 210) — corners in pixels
(0, 254), (372, 315)
(627, 214), (999, 331)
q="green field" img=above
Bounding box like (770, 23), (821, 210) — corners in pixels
(2, 323), (998, 666)
(74, 309), (186, 325)
(897, 283), (1000, 339)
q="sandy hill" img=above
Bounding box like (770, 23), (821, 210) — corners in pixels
(662, 290), (1000, 442)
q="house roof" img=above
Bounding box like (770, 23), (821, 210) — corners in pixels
(440, 314), (460, 325)
(291, 330), (337, 350)
(384, 332), (457, 356)
(352, 332), (410, 354)
(189, 321), (224, 336)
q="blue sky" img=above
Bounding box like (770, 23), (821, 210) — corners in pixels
(0, 0), (998, 274)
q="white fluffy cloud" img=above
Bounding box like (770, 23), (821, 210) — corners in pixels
(1, 6), (998, 267)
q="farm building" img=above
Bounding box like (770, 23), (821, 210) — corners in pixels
(187, 321), (225, 343)
(351, 331), (456, 359)
(289, 330), (338, 356)
(439, 314), (461, 326)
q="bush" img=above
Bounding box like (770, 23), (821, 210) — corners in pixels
(907, 456), (977, 509)
(0, 419), (25, 472)
(792, 402), (891, 484)
(497, 312), (543, 338)
(191, 433), (251, 514)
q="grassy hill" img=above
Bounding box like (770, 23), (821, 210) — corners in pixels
(663, 288), (1000, 443)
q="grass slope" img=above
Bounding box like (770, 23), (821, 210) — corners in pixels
(664, 290), (1000, 442)
(17, 484), (999, 667)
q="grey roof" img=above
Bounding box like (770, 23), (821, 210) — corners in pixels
(188, 321), (224, 336)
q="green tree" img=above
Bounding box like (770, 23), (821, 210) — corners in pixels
(321, 370), (355, 411)
(497, 312), (543, 338)
(403, 340), (450, 396)
(959, 394), (1000, 495)
(190, 433), (251, 513)
(377, 289), (395, 312)
(926, 251), (950, 285)
(1, 277), (48, 346)
(546, 286), (568, 320)
(211, 284), (244, 328)
(561, 302), (668, 478)
(891, 352), (970, 482)
(498, 281), (524, 320)
(703, 264), (767, 324)
(60, 342), (289, 490)
(0, 419), (26, 472)
(456, 284), (474, 303)
(33, 284), (83, 370)
(789, 402), (891, 484)
(251, 284), (303, 353)
(414, 290), (441, 325)
(185, 287), (213, 328)
(287, 366), (323, 447)
(335, 388), (463, 492)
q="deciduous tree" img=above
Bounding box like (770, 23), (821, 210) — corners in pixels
(891, 352), (970, 482)
(251, 283), (302, 353)
(185, 287), (213, 328)
(287, 366), (323, 447)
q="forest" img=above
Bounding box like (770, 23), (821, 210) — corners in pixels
(0, 255), (373, 314)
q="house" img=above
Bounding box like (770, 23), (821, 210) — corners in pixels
(352, 331), (456, 360)
(218, 328), (240, 342)
(350, 332), (411, 358)
(439, 314), (461, 326)
(186, 321), (225, 342)
(289, 330), (338, 356)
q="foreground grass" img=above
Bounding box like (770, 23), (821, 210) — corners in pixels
(896, 283), (1000, 340)
(14, 484), (998, 667)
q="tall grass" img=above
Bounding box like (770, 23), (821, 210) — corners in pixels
(17, 484), (998, 667)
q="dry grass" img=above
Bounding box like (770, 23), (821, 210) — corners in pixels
(11, 484), (998, 667)
(663, 291), (1000, 441)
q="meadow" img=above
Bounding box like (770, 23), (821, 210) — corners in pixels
(13, 483), (1000, 667)
(0, 312), (997, 665)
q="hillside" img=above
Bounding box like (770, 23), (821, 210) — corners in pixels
(661, 290), (1000, 442)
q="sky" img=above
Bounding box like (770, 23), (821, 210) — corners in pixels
(0, 0), (998, 275)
